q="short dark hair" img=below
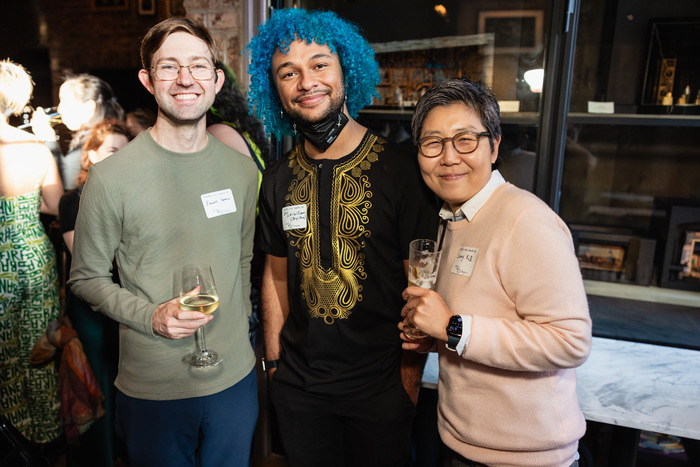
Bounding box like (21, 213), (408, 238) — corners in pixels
(411, 78), (502, 153)
(140, 18), (220, 72)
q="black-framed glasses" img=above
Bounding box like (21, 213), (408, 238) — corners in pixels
(151, 62), (215, 81)
(417, 131), (491, 158)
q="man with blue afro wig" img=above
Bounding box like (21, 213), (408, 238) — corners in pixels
(247, 8), (379, 139)
(250, 8), (439, 467)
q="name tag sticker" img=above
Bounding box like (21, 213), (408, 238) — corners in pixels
(452, 247), (478, 277)
(282, 204), (307, 231)
(201, 189), (237, 218)
(587, 101), (615, 114)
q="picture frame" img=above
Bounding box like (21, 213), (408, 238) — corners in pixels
(92, 0), (128, 11)
(477, 10), (544, 54)
(139, 0), (156, 15)
(577, 244), (626, 273)
(571, 225), (656, 286)
(661, 206), (700, 291)
(680, 233), (700, 279)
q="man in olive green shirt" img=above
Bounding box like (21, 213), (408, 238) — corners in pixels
(69, 18), (258, 467)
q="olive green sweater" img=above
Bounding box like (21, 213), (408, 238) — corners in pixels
(69, 131), (258, 400)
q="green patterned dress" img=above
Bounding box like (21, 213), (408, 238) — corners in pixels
(0, 187), (62, 443)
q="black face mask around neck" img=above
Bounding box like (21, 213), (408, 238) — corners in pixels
(293, 111), (349, 151)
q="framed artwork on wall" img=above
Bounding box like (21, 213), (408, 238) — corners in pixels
(478, 10), (544, 54)
(661, 206), (700, 292)
(92, 0), (128, 11)
(139, 0), (156, 15)
(570, 225), (656, 286)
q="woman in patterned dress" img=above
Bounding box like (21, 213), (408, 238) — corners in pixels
(0, 59), (64, 444)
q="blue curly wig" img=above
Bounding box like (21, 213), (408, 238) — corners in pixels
(246, 8), (380, 138)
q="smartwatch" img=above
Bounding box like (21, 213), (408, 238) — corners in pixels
(261, 358), (279, 372)
(445, 315), (463, 351)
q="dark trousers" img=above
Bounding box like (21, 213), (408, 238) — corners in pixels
(115, 368), (258, 467)
(270, 379), (416, 467)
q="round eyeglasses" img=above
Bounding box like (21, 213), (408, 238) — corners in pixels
(417, 131), (491, 158)
(151, 62), (215, 81)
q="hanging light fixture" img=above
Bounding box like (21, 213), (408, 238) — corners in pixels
(434, 4), (448, 20)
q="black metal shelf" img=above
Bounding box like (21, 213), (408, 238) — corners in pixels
(567, 112), (700, 127)
(359, 108), (542, 126)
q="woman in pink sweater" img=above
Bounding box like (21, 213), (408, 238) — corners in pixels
(400, 78), (591, 467)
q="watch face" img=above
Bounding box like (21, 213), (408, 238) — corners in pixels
(447, 315), (462, 334)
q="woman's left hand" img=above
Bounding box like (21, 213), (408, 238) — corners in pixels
(401, 286), (454, 342)
(398, 320), (435, 352)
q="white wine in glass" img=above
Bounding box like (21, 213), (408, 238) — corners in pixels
(404, 238), (441, 339)
(179, 264), (222, 367)
(179, 294), (219, 314)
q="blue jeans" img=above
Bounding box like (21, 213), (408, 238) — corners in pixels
(115, 368), (258, 467)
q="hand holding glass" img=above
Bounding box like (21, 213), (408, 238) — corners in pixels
(179, 264), (222, 367)
(404, 239), (441, 339)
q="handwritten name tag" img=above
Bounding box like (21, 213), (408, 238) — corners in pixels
(201, 189), (236, 218)
(451, 246), (478, 277)
(282, 204), (307, 231)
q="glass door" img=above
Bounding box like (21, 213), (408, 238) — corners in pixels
(297, 0), (562, 194)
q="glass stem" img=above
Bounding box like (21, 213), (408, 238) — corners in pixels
(194, 326), (209, 355)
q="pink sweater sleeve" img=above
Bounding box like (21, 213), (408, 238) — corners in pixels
(458, 186), (591, 371)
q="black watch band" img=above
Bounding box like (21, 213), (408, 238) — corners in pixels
(445, 315), (463, 351)
(261, 358), (279, 372)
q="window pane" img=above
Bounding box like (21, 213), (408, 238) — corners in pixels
(300, 0), (549, 192)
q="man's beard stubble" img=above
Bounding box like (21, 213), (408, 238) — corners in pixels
(287, 88), (345, 127)
(156, 105), (207, 128)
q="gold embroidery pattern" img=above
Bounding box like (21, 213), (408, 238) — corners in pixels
(285, 135), (384, 324)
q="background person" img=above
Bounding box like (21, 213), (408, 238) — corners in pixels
(125, 107), (156, 138)
(68, 18), (259, 467)
(0, 59), (64, 446)
(207, 60), (270, 167)
(400, 77), (591, 467)
(206, 60), (271, 347)
(58, 118), (131, 467)
(33, 73), (124, 190)
(248, 8), (439, 467)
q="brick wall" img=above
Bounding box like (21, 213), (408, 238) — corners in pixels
(38, 0), (245, 112)
(184, 0), (245, 79)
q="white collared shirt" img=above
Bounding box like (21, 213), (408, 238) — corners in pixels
(438, 170), (506, 222)
(437, 170), (506, 354)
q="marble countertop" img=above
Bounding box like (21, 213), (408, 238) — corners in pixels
(421, 336), (700, 440)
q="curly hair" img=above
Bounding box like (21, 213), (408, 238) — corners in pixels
(246, 8), (380, 138)
(207, 61), (272, 165)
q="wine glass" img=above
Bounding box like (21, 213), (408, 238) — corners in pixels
(404, 238), (441, 339)
(179, 264), (222, 367)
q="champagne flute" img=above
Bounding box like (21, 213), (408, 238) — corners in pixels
(404, 238), (441, 339)
(179, 264), (222, 367)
